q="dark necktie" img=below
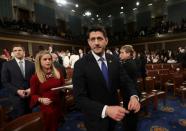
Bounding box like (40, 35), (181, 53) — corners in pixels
(19, 60), (25, 77)
(99, 57), (109, 88)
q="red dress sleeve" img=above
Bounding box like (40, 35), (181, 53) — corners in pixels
(30, 74), (40, 108)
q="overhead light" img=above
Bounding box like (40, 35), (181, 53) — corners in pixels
(71, 10), (75, 12)
(91, 18), (95, 20)
(96, 14), (99, 17)
(121, 6), (124, 9)
(56, 0), (67, 5)
(84, 11), (91, 16)
(75, 4), (79, 8)
(108, 14), (112, 18)
(148, 3), (152, 6)
(133, 8), (137, 11)
(120, 12), (124, 14)
(136, 1), (140, 6)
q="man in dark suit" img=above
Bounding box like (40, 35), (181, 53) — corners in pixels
(0, 57), (6, 89)
(73, 26), (140, 131)
(1, 44), (35, 119)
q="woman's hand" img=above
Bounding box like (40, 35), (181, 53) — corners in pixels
(38, 97), (52, 105)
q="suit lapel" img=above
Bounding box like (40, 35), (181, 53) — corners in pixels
(89, 53), (103, 75)
(89, 53), (108, 87)
(13, 59), (25, 79)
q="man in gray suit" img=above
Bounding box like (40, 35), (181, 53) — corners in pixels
(1, 44), (35, 119)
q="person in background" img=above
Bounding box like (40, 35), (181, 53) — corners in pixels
(1, 44), (35, 119)
(52, 53), (67, 79)
(106, 49), (113, 55)
(63, 51), (70, 68)
(113, 47), (120, 59)
(2, 48), (11, 60)
(73, 26), (140, 131)
(0, 57), (6, 89)
(78, 48), (85, 59)
(48, 45), (53, 53)
(30, 50), (65, 131)
(119, 45), (140, 131)
(69, 50), (79, 69)
(167, 56), (177, 63)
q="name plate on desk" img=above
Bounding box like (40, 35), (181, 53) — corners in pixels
(51, 85), (73, 91)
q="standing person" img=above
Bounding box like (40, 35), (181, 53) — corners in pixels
(1, 44), (35, 119)
(73, 26), (140, 131)
(30, 50), (65, 131)
(120, 45), (139, 131)
(52, 53), (67, 79)
(78, 48), (85, 58)
(113, 47), (120, 59)
(69, 50), (79, 69)
(0, 57), (6, 89)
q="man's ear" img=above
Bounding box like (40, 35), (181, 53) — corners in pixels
(105, 37), (108, 46)
(88, 39), (91, 46)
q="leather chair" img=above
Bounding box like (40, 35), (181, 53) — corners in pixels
(162, 64), (171, 70)
(142, 77), (157, 110)
(153, 64), (162, 70)
(2, 112), (44, 131)
(173, 74), (184, 96)
(0, 106), (5, 129)
(144, 77), (166, 110)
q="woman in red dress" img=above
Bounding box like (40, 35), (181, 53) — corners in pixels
(30, 50), (65, 131)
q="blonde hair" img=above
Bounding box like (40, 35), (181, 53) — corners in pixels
(35, 50), (60, 83)
(120, 45), (134, 57)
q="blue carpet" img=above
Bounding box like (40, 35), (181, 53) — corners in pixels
(1, 88), (186, 131)
(59, 97), (186, 131)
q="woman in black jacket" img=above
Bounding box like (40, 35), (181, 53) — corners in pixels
(120, 45), (140, 131)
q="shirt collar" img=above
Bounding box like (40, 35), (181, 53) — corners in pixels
(91, 51), (106, 61)
(15, 57), (25, 64)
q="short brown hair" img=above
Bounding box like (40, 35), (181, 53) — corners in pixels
(87, 26), (107, 39)
(12, 44), (25, 51)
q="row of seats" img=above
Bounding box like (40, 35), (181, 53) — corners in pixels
(137, 63), (186, 115)
(146, 63), (182, 70)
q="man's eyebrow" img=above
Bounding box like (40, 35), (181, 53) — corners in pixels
(90, 36), (103, 39)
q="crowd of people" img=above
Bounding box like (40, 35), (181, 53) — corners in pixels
(0, 26), (141, 131)
(145, 47), (186, 67)
(0, 25), (186, 131)
(0, 17), (58, 36)
(1, 16), (186, 43)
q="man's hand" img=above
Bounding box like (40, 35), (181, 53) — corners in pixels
(105, 106), (129, 121)
(128, 96), (141, 113)
(17, 89), (26, 98)
(24, 88), (31, 97)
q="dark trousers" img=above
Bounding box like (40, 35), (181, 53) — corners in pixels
(85, 116), (116, 131)
(9, 95), (31, 119)
(123, 100), (139, 131)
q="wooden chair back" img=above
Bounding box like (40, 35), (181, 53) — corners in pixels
(3, 112), (44, 131)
